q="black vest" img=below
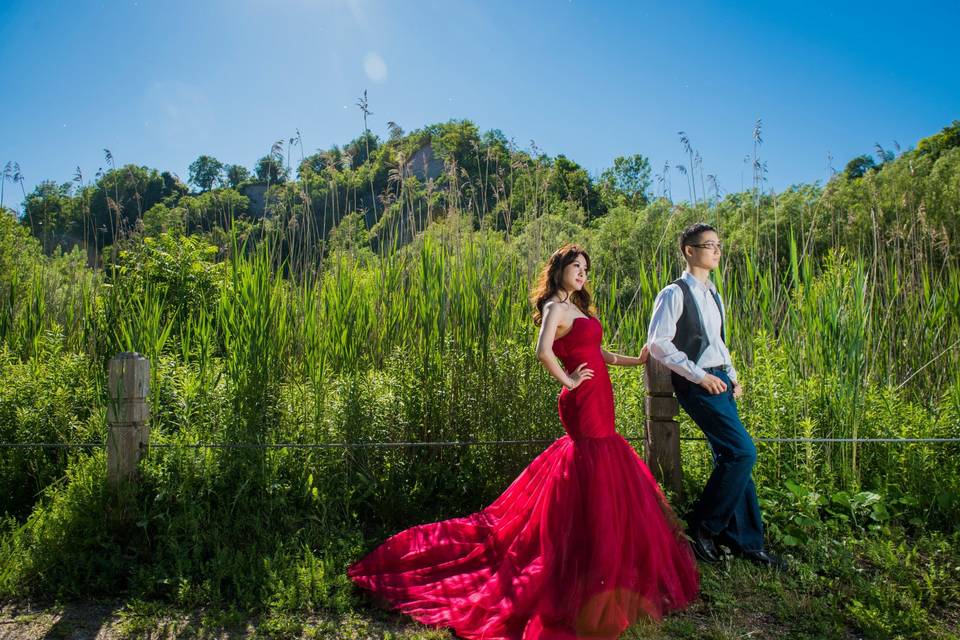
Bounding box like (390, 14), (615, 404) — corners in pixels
(670, 277), (725, 392)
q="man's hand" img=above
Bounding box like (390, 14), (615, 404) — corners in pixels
(732, 381), (743, 400)
(698, 373), (727, 395)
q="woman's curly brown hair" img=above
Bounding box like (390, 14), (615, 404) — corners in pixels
(530, 244), (596, 326)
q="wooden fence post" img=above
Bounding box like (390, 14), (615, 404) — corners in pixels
(107, 352), (150, 488)
(644, 356), (683, 497)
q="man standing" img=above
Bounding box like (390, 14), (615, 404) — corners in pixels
(647, 222), (784, 569)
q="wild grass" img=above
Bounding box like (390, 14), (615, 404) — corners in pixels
(0, 134), (958, 631)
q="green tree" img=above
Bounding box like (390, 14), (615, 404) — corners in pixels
(428, 120), (481, 162)
(546, 155), (600, 218)
(224, 164), (251, 189)
(89, 164), (173, 248)
(297, 153), (328, 179)
(344, 130), (381, 168)
(844, 154), (876, 180)
(188, 155), (225, 192)
(916, 120), (960, 161)
(161, 171), (190, 198)
(113, 231), (223, 321)
(599, 154), (652, 209)
(255, 155), (288, 184)
(0, 204), (43, 282)
(142, 202), (185, 236)
(182, 188), (250, 233)
(23, 181), (74, 252)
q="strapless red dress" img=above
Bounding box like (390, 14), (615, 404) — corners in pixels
(348, 316), (698, 639)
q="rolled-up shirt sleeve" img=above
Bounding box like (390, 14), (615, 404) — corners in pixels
(719, 344), (738, 383)
(647, 285), (707, 384)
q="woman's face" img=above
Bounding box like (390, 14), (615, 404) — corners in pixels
(560, 254), (588, 293)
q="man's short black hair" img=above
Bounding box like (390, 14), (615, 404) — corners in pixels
(679, 222), (717, 253)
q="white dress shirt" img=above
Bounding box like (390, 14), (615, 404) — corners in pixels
(647, 271), (738, 384)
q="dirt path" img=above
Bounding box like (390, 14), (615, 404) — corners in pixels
(0, 597), (867, 640)
(0, 601), (445, 640)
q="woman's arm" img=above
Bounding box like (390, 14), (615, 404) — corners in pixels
(535, 302), (593, 390)
(601, 344), (650, 367)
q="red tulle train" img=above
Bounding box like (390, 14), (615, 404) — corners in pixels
(349, 316), (698, 639)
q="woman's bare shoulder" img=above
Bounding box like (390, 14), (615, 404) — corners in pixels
(542, 298), (572, 316)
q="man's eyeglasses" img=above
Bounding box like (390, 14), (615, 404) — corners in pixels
(690, 242), (722, 252)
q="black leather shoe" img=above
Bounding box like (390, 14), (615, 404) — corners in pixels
(711, 530), (738, 557)
(687, 526), (720, 563)
(739, 548), (787, 570)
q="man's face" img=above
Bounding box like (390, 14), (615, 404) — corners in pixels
(685, 231), (722, 270)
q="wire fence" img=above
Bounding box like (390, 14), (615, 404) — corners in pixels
(2, 436), (959, 450)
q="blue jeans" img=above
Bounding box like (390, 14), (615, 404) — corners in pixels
(675, 367), (765, 552)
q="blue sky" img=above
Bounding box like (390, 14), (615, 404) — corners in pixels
(1, 0), (957, 209)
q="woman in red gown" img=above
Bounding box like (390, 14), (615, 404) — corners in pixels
(348, 244), (699, 639)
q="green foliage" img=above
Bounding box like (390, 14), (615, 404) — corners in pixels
(512, 210), (590, 269)
(17, 118), (960, 284)
(224, 163), (252, 189)
(89, 164), (179, 248)
(426, 119), (480, 162)
(2, 119), (960, 625)
(0, 345), (100, 519)
(22, 180), (76, 253)
(844, 154), (877, 179)
(545, 155), (601, 218)
(599, 154), (652, 209)
(180, 188), (250, 234)
(142, 202), (185, 237)
(916, 119), (960, 161)
(187, 155), (225, 192)
(255, 155), (288, 185)
(0, 209), (43, 287)
(344, 131), (380, 168)
(0, 452), (133, 596)
(326, 211), (372, 259)
(0, 337), (557, 610)
(297, 152), (329, 178)
(113, 233), (223, 320)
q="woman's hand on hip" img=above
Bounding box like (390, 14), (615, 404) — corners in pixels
(567, 362), (594, 389)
